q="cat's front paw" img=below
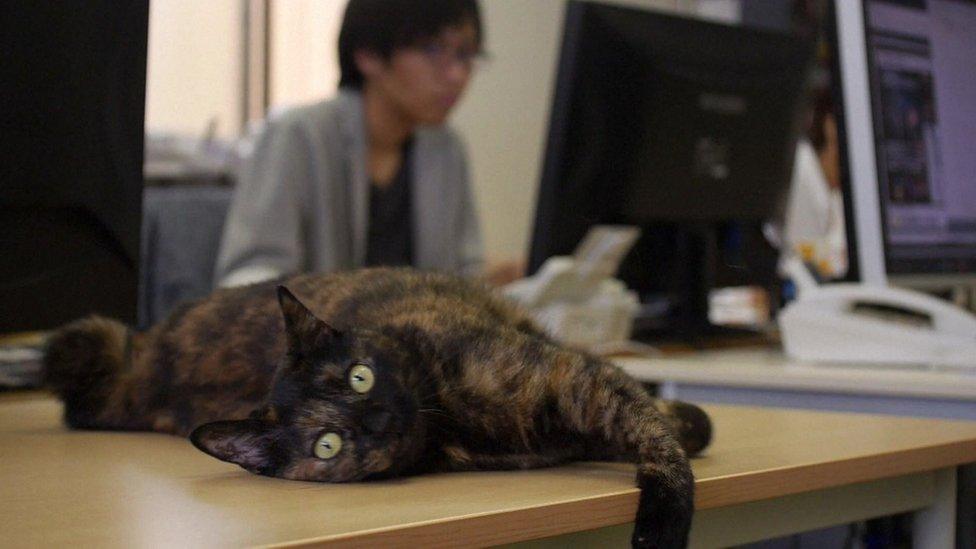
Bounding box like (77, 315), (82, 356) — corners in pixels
(631, 521), (688, 549)
(631, 471), (693, 549)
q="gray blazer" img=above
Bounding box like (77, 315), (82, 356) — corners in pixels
(215, 90), (483, 287)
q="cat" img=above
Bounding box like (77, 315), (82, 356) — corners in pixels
(44, 267), (711, 548)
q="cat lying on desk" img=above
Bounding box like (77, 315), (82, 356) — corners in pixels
(43, 267), (711, 548)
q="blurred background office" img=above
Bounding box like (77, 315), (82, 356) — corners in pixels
(3, 2), (972, 545)
(142, 0), (826, 326)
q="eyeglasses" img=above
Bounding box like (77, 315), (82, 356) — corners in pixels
(415, 41), (489, 71)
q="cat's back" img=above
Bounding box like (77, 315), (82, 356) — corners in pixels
(144, 268), (532, 364)
(137, 277), (290, 382)
(288, 268), (531, 333)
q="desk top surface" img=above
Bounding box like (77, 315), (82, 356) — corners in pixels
(2, 396), (975, 547)
(617, 348), (976, 400)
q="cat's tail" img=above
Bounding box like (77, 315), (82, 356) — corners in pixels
(43, 316), (130, 429)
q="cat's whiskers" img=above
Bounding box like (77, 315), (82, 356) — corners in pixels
(417, 407), (454, 431)
(418, 407), (450, 419)
(410, 371), (445, 407)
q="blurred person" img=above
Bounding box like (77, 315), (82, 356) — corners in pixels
(216, 0), (520, 288)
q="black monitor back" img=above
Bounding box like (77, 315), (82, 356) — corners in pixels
(0, 1), (149, 333)
(530, 1), (813, 276)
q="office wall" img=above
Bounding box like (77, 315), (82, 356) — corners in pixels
(269, 1), (346, 112)
(145, 0), (243, 140)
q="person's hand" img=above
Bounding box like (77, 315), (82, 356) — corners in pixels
(484, 258), (526, 287)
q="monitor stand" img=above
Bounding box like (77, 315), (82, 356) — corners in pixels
(631, 224), (771, 348)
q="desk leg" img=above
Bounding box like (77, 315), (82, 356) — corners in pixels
(913, 467), (956, 549)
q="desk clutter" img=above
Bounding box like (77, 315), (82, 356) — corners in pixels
(505, 225), (641, 350)
(0, 337), (43, 390)
(143, 128), (241, 187)
(778, 256), (976, 370)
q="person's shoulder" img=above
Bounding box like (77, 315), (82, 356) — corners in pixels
(267, 94), (349, 133)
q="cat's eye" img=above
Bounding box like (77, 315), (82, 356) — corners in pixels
(348, 364), (375, 393)
(314, 432), (342, 459)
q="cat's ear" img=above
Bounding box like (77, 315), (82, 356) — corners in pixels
(190, 419), (278, 474)
(277, 286), (339, 357)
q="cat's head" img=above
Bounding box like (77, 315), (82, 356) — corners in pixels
(190, 286), (428, 482)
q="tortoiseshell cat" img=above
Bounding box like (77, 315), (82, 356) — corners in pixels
(44, 267), (711, 548)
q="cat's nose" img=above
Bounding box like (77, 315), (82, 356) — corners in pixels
(363, 409), (393, 434)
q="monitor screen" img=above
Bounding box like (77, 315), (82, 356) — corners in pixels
(835, 0), (976, 286)
(867, 0), (976, 280)
(0, 1), (149, 334)
(528, 1), (813, 338)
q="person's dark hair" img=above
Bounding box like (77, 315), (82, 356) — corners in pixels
(338, 0), (482, 89)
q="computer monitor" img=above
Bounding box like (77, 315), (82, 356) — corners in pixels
(529, 1), (814, 339)
(0, 1), (149, 334)
(833, 0), (976, 288)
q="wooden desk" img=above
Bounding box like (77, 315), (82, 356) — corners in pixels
(2, 396), (976, 548)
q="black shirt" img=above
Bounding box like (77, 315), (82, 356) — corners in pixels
(364, 143), (413, 267)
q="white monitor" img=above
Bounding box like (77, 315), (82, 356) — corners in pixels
(834, 0), (976, 288)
